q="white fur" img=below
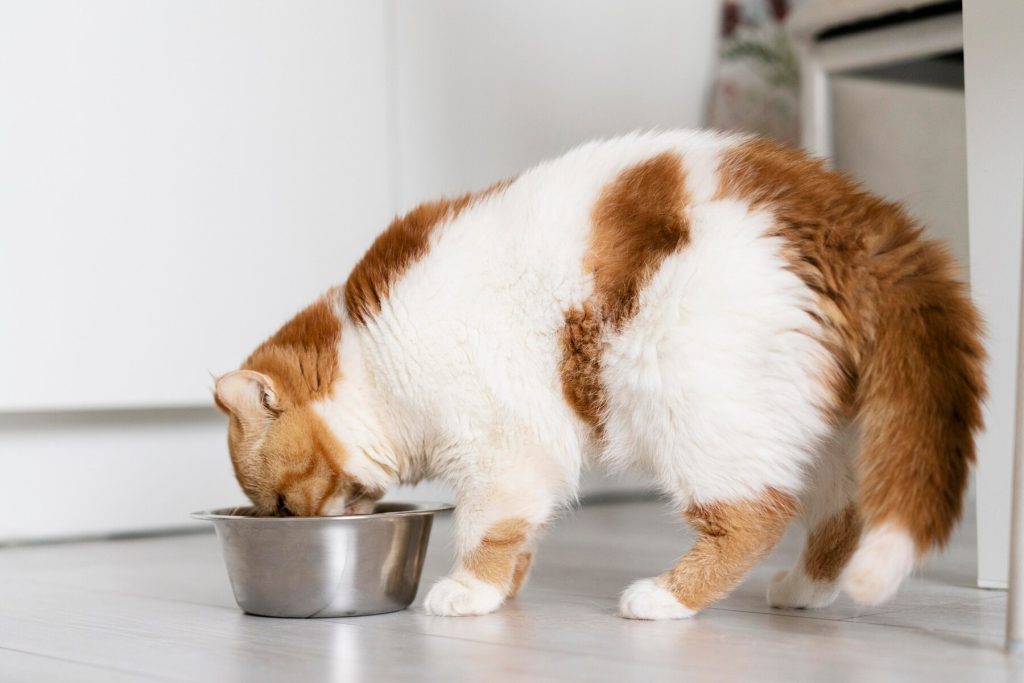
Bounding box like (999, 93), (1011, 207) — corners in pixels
(843, 524), (917, 605)
(600, 196), (834, 506)
(767, 568), (841, 609)
(765, 423), (857, 610)
(313, 328), (401, 495)
(312, 130), (845, 616)
(620, 579), (696, 620)
(797, 423), (859, 528)
(317, 494), (376, 516)
(318, 496), (349, 517)
(423, 573), (506, 617)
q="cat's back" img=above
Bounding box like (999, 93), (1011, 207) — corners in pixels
(347, 129), (921, 491)
(389, 129), (743, 301)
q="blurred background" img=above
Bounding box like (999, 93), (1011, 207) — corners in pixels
(0, 0), (989, 568)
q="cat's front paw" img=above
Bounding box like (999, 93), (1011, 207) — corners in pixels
(619, 578), (696, 620)
(423, 575), (505, 617)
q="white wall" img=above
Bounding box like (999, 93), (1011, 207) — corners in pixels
(394, 0), (718, 208)
(0, 1), (717, 540)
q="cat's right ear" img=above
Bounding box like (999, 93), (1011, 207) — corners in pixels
(214, 370), (279, 419)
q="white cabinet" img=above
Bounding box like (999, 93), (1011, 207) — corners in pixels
(832, 73), (968, 273)
(0, 1), (393, 411)
(964, 0), (1024, 590)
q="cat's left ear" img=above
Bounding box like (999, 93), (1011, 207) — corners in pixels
(214, 370), (279, 419)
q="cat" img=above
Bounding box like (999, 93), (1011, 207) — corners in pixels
(213, 130), (985, 619)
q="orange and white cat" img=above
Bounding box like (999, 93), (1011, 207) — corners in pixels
(214, 131), (985, 619)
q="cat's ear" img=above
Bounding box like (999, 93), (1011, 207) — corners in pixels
(214, 370), (279, 418)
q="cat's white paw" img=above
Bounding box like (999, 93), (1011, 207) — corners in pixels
(842, 525), (915, 605)
(423, 575), (505, 617)
(767, 568), (840, 609)
(619, 578), (696, 620)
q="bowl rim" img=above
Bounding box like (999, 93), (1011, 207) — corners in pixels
(190, 501), (454, 522)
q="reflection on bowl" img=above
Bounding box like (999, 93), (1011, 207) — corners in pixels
(192, 502), (453, 618)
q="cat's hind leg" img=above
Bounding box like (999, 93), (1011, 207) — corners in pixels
(767, 506), (860, 609)
(767, 425), (862, 609)
(620, 489), (798, 620)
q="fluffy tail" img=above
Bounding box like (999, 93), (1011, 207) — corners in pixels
(842, 238), (986, 605)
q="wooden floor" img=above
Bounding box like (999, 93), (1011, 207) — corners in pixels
(0, 499), (1019, 682)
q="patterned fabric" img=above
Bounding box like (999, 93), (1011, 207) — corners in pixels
(705, 0), (801, 145)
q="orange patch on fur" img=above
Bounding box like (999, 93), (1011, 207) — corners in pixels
(242, 291), (343, 407)
(218, 291), (349, 515)
(464, 518), (532, 590)
(507, 551), (534, 599)
(264, 404), (347, 516)
(344, 179), (512, 325)
(559, 152), (691, 431)
(803, 505), (862, 582)
(663, 489), (798, 610)
(588, 152), (691, 328)
(716, 138), (986, 552)
(559, 303), (605, 430)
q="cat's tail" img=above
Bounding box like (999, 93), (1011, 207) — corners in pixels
(841, 238), (986, 605)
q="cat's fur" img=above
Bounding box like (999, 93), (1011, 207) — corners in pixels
(214, 130), (985, 619)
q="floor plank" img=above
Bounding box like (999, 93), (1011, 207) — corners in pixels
(0, 646), (170, 683)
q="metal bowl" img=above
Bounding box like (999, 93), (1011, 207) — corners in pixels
(192, 502), (452, 618)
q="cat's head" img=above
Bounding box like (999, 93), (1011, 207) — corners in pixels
(213, 295), (388, 517)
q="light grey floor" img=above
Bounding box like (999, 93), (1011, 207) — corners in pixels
(0, 499), (1018, 682)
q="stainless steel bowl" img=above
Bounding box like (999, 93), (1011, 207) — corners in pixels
(192, 502), (452, 618)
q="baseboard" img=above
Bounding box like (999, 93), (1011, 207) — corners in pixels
(0, 407), (247, 541)
(1, 407), (652, 542)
